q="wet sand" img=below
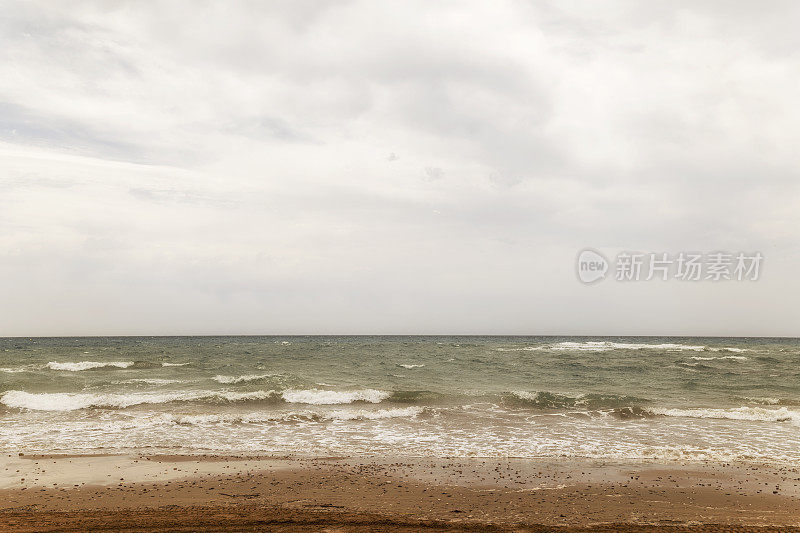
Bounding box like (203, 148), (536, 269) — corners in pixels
(2, 454), (800, 531)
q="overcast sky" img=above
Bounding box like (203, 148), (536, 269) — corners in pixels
(1, 0), (798, 336)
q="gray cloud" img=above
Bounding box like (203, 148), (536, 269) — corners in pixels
(0, 102), (148, 162)
(0, 0), (798, 335)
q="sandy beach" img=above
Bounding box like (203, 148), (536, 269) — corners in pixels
(3, 454), (800, 531)
(5, 335), (800, 531)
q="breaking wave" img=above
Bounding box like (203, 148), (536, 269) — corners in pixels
(498, 342), (749, 353)
(113, 378), (187, 385)
(689, 355), (748, 361)
(0, 366), (29, 373)
(46, 361), (173, 371)
(1, 388), (403, 412)
(47, 361), (134, 371)
(213, 374), (276, 384)
(653, 406), (800, 425)
(281, 388), (389, 405)
(734, 396), (800, 406)
(167, 406), (426, 425)
(0, 390), (282, 411)
(503, 390), (650, 410)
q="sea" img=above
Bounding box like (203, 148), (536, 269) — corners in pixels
(2, 336), (800, 464)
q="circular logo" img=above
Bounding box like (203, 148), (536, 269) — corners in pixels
(576, 249), (608, 283)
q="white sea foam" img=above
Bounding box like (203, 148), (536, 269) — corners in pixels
(690, 355), (748, 361)
(1, 388), (395, 411)
(0, 367), (28, 373)
(47, 361), (134, 371)
(741, 397), (781, 405)
(653, 406), (800, 425)
(161, 362), (190, 367)
(167, 407), (424, 425)
(553, 341), (708, 352)
(114, 378), (186, 385)
(213, 374), (274, 384)
(281, 389), (390, 405)
(510, 391), (539, 401)
(324, 407), (423, 420)
(0, 390), (279, 411)
(397, 364), (425, 369)
(499, 342), (747, 353)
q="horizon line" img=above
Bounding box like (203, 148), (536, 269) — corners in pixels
(1, 334), (798, 340)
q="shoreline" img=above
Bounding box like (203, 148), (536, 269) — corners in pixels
(3, 454), (800, 531)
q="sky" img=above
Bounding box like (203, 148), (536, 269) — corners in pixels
(1, 0), (799, 336)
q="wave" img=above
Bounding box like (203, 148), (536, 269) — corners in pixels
(281, 389), (389, 405)
(167, 406), (426, 426)
(113, 378), (187, 385)
(1, 388), (397, 411)
(385, 390), (445, 404)
(556, 341), (707, 351)
(499, 342), (748, 353)
(607, 406), (658, 419)
(45, 360), (169, 371)
(735, 396), (800, 406)
(557, 342), (705, 352)
(0, 390), (282, 411)
(676, 362), (714, 370)
(130, 361), (164, 369)
(47, 361), (134, 371)
(504, 391), (650, 410)
(213, 374), (275, 384)
(690, 355), (748, 361)
(653, 406), (800, 425)
(0, 366), (29, 373)
(397, 363), (425, 369)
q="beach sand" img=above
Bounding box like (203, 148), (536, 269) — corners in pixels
(2, 454), (800, 531)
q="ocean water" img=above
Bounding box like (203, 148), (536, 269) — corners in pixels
(2, 336), (800, 463)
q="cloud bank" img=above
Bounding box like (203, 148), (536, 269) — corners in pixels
(1, 0), (798, 335)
